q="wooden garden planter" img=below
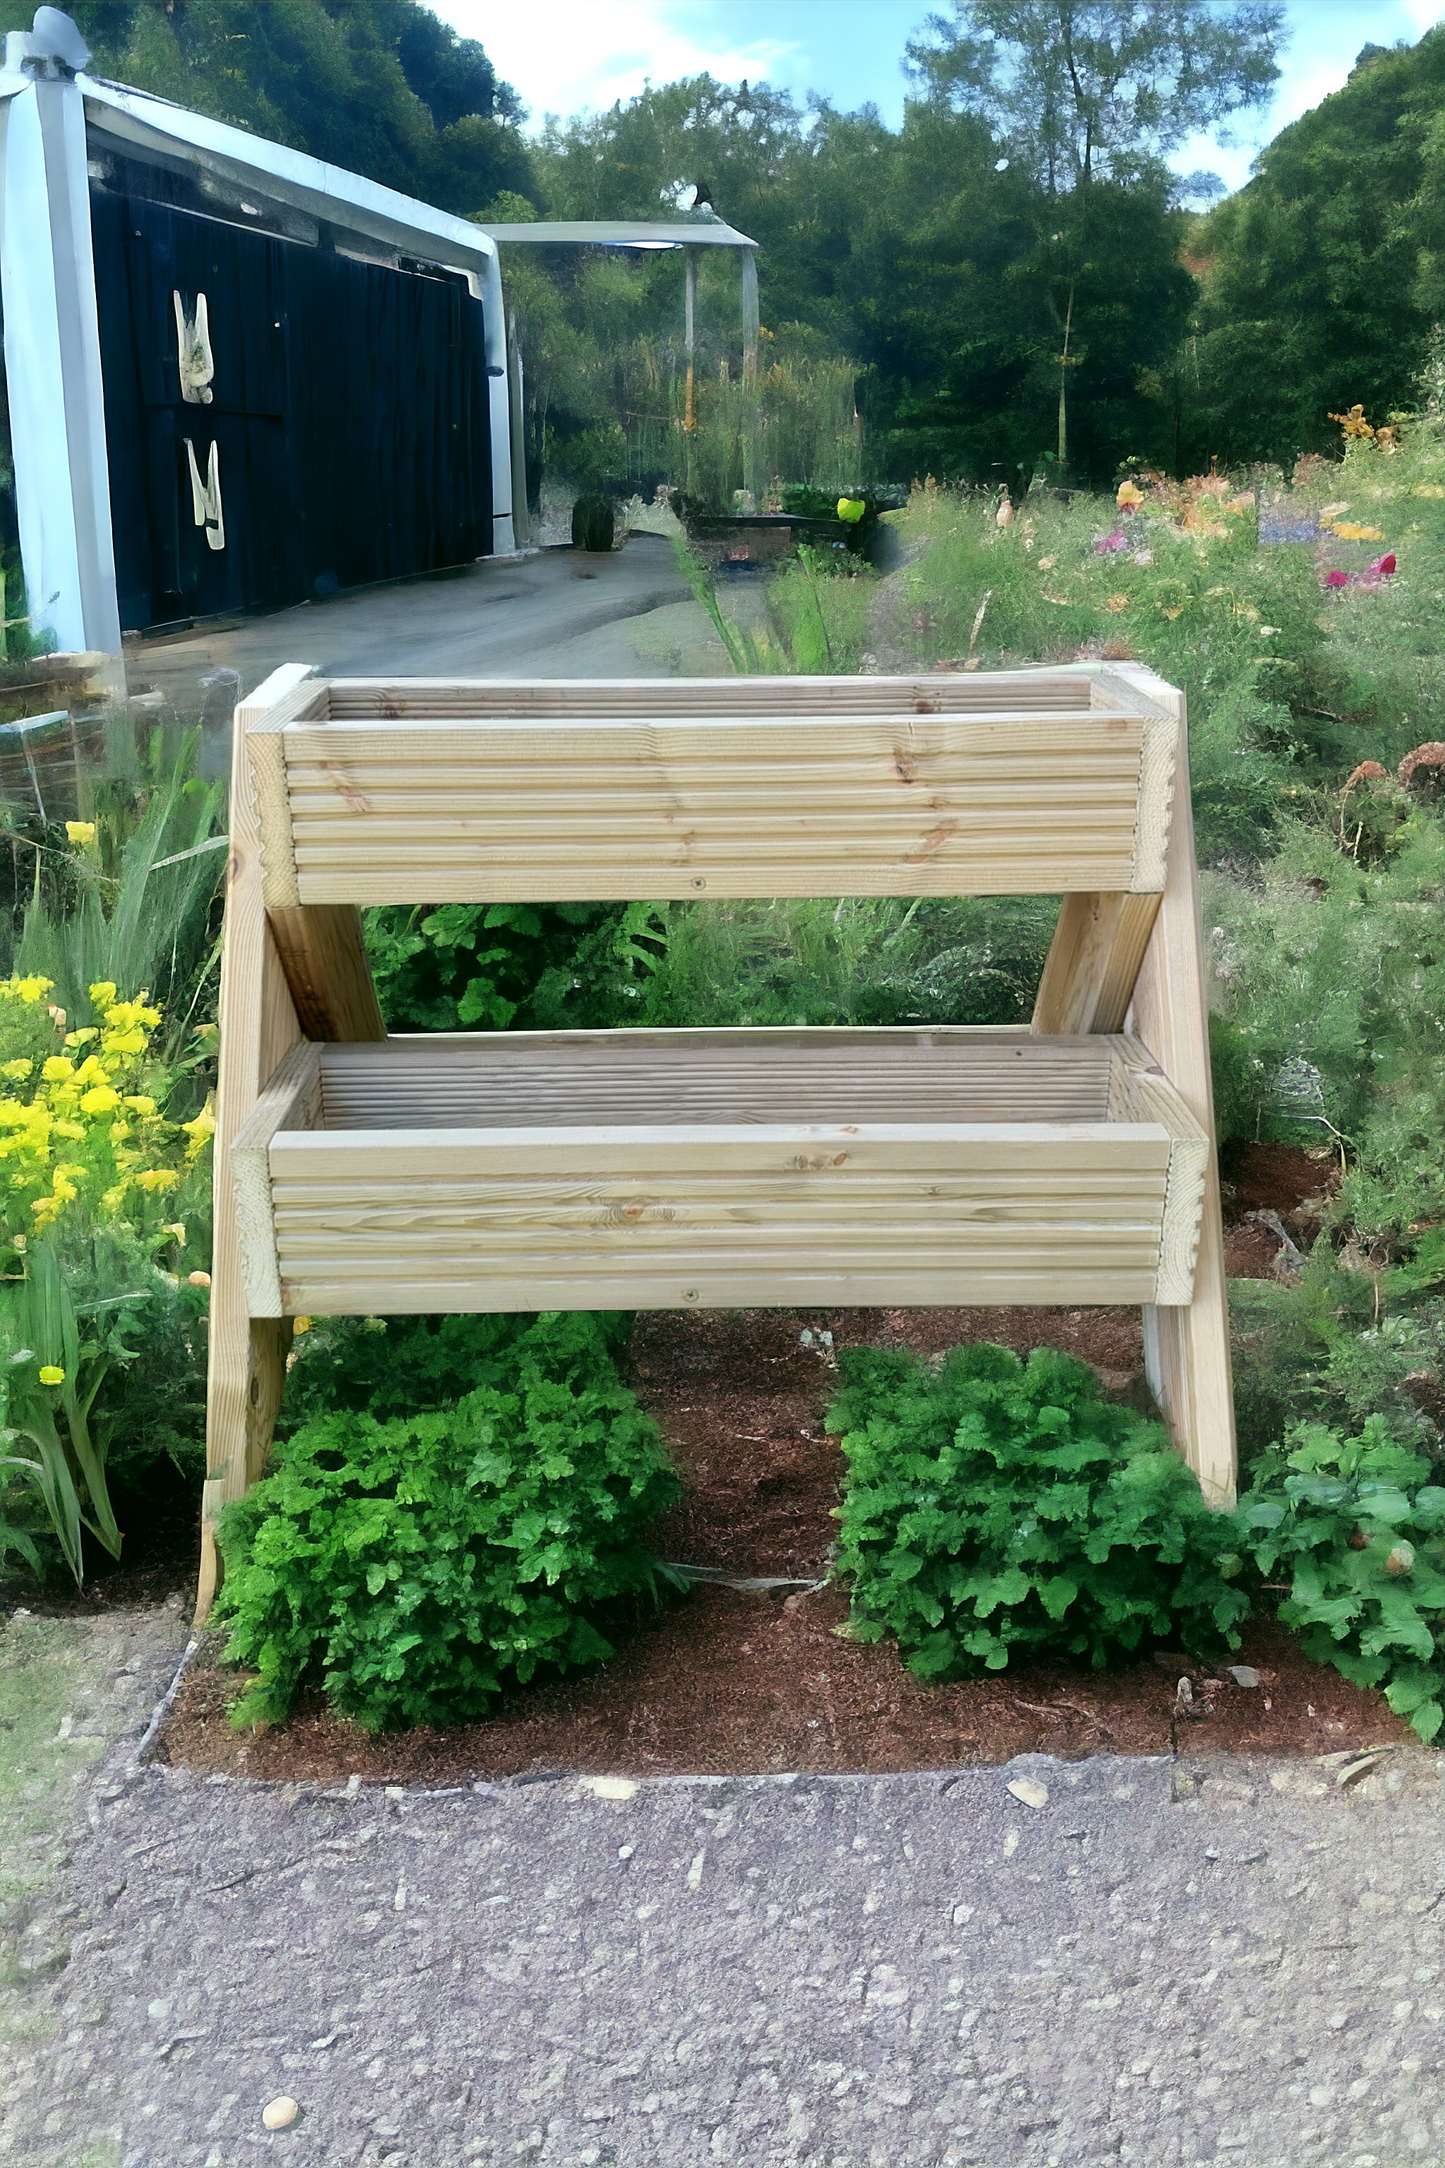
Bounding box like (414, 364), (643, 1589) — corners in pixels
(197, 662), (1236, 1615)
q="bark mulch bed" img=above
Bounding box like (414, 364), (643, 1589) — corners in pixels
(160, 1301), (1411, 1785)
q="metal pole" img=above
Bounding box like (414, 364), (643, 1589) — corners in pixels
(0, 55), (123, 670)
(683, 248), (697, 497)
(506, 308), (530, 550)
(740, 246), (759, 508)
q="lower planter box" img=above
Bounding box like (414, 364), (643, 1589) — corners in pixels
(231, 1026), (1209, 1320)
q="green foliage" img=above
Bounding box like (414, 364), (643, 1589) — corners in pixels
(830, 1343), (1247, 1678)
(907, 3), (1284, 193)
(1239, 1420), (1445, 1741)
(216, 1314), (679, 1731)
(279, 1309), (635, 1429)
(44, 0), (533, 217)
(11, 735), (227, 1050)
(1188, 28), (1445, 467)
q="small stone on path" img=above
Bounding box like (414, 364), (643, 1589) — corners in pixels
(1006, 1777), (1049, 1810)
(262, 2096), (299, 2129)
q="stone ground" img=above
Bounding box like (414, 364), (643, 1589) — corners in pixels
(128, 534), (729, 716)
(3, 1606), (1445, 2168)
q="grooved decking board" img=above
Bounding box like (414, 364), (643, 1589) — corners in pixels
(316, 1028), (1116, 1129)
(263, 712), (1167, 903)
(263, 1124), (1171, 1315)
(319, 673), (1097, 719)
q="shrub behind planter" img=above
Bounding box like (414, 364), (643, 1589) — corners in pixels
(830, 1343), (1247, 1677)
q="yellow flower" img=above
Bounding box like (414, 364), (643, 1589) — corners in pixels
(1116, 480), (1145, 509)
(87, 982), (117, 1011)
(182, 1103), (216, 1158)
(2, 1060), (31, 1080)
(78, 1086), (120, 1115)
(65, 821), (97, 847)
(63, 1028), (98, 1048)
(1, 976), (52, 1005)
(1105, 593), (1130, 612)
(1331, 521), (1385, 542)
(133, 1169), (179, 1193)
(836, 497), (867, 522)
(37, 1364), (64, 1385)
(163, 1222), (186, 1244)
(123, 1095), (156, 1116)
(51, 1119), (85, 1140)
(41, 1057), (73, 1083)
(292, 1316), (312, 1335)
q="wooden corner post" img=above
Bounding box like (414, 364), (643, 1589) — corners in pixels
(196, 665), (312, 1622)
(1032, 662), (1236, 1504)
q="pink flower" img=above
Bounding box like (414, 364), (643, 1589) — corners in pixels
(1323, 569), (1348, 587)
(1093, 528), (1129, 554)
(1369, 553), (1396, 578)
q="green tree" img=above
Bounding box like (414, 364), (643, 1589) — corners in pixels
(906, 1), (1283, 473)
(1186, 29), (1445, 466)
(15, 0), (534, 214)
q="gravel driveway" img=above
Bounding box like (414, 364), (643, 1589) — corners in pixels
(3, 1604), (1445, 2168)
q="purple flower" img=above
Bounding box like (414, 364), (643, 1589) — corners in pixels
(1093, 528), (1129, 555)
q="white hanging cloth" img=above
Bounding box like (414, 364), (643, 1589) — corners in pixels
(173, 289), (214, 405)
(184, 438), (226, 551)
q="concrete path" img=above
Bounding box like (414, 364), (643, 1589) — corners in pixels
(2, 1606), (1443, 2168)
(126, 537), (726, 712)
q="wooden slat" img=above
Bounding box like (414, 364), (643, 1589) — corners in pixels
(231, 1043), (322, 1317)
(319, 672), (1097, 719)
(316, 1027), (1116, 1129)
(265, 709), (1172, 906)
(279, 1270), (1163, 1313)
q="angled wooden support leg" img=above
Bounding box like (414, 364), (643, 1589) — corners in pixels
(1032, 891), (1161, 1035)
(1118, 668), (1237, 1506)
(266, 905), (386, 1042)
(197, 664), (319, 1622)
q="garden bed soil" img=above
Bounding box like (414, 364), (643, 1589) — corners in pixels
(159, 1300), (1412, 1785)
(1220, 1139), (1340, 1278)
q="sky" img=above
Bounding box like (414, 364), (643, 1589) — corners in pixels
(434, 0), (1445, 194)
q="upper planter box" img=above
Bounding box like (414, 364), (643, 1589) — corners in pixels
(246, 669), (1177, 907)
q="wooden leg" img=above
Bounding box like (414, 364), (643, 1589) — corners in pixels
(1032, 891), (1161, 1035)
(196, 1317), (293, 1616)
(1123, 679), (1237, 1505)
(266, 905), (386, 1042)
(196, 666), (315, 1623)
(1144, 1180), (1235, 1506)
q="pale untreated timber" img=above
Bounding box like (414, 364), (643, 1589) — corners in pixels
(321, 672), (1097, 719)
(231, 1043), (322, 1318)
(198, 663), (316, 1620)
(265, 906), (387, 1043)
(267, 708), (1173, 905)
(1032, 893), (1162, 1035)
(1122, 669), (1237, 1504)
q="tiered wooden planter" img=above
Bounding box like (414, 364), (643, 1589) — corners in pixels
(198, 662), (1235, 1615)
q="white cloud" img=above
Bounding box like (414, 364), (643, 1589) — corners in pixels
(429, 0), (803, 130)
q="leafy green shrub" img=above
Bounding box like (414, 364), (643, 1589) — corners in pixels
(279, 1308), (635, 1429)
(216, 1315), (679, 1730)
(830, 1343), (1247, 1678)
(1239, 1420), (1445, 1741)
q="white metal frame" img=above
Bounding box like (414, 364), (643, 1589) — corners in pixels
(0, 11), (521, 656)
